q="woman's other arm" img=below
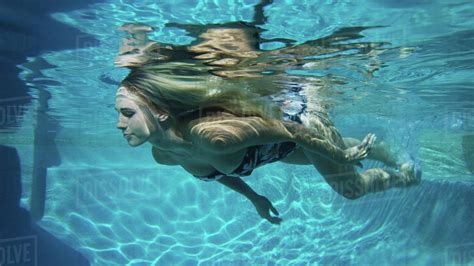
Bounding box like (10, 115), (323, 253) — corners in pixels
(283, 121), (376, 165)
(217, 176), (282, 224)
(190, 116), (374, 165)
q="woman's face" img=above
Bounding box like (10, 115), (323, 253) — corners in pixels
(115, 87), (155, 147)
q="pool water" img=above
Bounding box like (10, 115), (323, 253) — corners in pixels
(3, 0), (474, 265)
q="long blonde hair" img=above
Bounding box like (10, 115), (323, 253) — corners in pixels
(120, 62), (283, 123)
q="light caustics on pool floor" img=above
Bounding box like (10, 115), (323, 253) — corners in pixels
(9, 0), (474, 265)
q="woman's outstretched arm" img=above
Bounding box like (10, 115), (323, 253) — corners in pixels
(282, 121), (376, 165)
(190, 115), (374, 165)
(217, 176), (282, 224)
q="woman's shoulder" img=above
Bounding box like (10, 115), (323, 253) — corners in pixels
(183, 113), (291, 154)
(179, 111), (240, 137)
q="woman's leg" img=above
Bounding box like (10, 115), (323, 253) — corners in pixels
(287, 85), (419, 198)
(301, 148), (419, 199)
(299, 114), (418, 198)
(280, 137), (419, 198)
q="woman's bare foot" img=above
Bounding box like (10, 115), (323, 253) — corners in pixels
(398, 163), (422, 187)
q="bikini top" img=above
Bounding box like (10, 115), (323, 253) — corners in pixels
(193, 141), (297, 181)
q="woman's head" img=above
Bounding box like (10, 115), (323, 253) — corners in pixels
(115, 86), (168, 147)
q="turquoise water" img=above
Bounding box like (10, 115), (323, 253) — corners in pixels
(8, 0), (474, 265)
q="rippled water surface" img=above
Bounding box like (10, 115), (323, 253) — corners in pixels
(4, 0), (474, 265)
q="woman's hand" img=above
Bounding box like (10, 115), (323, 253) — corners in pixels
(251, 195), (282, 225)
(343, 133), (376, 165)
(217, 176), (282, 224)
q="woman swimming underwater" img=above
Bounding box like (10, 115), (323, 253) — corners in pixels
(114, 23), (421, 224)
